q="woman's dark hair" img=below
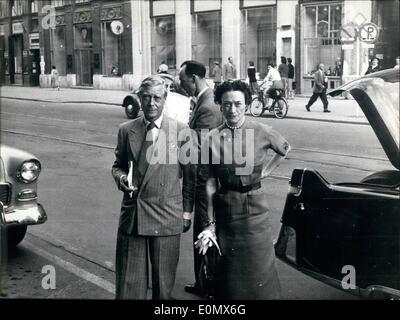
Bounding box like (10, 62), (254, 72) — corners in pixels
(52, 66), (56, 69)
(180, 60), (206, 78)
(214, 80), (252, 106)
(249, 60), (254, 66)
(281, 56), (287, 64)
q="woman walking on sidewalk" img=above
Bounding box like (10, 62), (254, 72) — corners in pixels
(51, 66), (60, 91)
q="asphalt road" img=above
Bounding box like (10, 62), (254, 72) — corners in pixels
(0, 98), (394, 300)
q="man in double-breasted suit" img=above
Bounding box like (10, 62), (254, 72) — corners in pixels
(179, 60), (223, 296)
(305, 63), (331, 112)
(112, 75), (195, 300)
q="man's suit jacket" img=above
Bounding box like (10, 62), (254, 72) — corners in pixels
(189, 87), (223, 134)
(313, 69), (326, 93)
(112, 116), (195, 236)
(222, 63), (237, 80)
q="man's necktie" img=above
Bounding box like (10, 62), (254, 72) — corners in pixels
(137, 122), (156, 184)
(189, 97), (197, 122)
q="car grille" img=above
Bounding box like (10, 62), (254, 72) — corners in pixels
(0, 183), (11, 206)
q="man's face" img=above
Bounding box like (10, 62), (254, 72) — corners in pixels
(179, 66), (196, 97)
(228, 57), (233, 64)
(139, 84), (166, 122)
(319, 64), (325, 71)
(371, 59), (378, 67)
(267, 65), (272, 71)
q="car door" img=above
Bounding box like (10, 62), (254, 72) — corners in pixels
(275, 168), (400, 299)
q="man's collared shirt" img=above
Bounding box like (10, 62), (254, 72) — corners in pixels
(196, 87), (208, 102)
(143, 114), (163, 143)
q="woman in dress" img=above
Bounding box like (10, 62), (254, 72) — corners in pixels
(196, 80), (291, 299)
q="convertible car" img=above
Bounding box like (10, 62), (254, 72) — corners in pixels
(275, 68), (400, 299)
(0, 146), (47, 249)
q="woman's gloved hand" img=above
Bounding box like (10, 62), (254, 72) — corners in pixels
(194, 224), (221, 256)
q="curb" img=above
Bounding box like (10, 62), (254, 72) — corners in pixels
(0, 96), (120, 107)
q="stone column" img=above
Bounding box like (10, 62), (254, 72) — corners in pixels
(175, 0), (192, 69)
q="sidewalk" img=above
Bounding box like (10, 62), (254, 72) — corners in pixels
(0, 85), (368, 125)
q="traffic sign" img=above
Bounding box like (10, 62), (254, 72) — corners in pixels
(340, 23), (356, 43)
(359, 22), (379, 43)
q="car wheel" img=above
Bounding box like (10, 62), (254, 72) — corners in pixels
(123, 96), (140, 119)
(6, 225), (27, 249)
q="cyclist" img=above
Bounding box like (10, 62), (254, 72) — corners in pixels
(260, 63), (284, 107)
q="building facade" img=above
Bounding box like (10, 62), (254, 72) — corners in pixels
(1, 0), (398, 93)
(0, 0), (133, 89)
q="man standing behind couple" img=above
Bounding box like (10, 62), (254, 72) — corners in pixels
(179, 60), (224, 297)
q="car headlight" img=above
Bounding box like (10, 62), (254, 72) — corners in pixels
(17, 160), (41, 183)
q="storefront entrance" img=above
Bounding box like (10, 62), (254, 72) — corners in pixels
(9, 34), (23, 85)
(30, 49), (40, 86)
(74, 24), (93, 86)
(75, 49), (92, 86)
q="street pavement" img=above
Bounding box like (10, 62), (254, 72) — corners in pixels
(0, 85), (368, 125)
(1, 89), (385, 302)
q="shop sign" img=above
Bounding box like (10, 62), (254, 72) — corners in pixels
(12, 22), (24, 34)
(29, 33), (40, 49)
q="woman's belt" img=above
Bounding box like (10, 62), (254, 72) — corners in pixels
(219, 181), (261, 193)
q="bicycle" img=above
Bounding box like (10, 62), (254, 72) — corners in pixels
(249, 88), (289, 119)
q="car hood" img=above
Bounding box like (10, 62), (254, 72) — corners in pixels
(329, 68), (399, 170)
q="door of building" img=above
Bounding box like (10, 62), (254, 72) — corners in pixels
(75, 49), (93, 86)
(30, 49), (40, 86)
(282, 38), (292, 59)
(257, 24), (276, 79)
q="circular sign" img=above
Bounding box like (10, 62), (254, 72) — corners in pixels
(359, 22), (379, 43)
(110, 20), (124, 35)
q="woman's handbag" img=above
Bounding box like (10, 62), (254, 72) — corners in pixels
(198, 245), (221, 299)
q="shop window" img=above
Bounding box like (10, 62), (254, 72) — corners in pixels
(242, 6), (276, 79)
(101, 22), (122, 76)
(151, 15), (176, 73)
(30, 0), (38, 13)
(11, 0), (23, 16)
(0, 2), (5, 17)
(50, 27), (66, 75)
(51, 0), (66, 7)
(303, 3), (343, 76)
(192, 11), (221, 78)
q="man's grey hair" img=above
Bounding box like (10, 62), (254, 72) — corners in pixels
(138, 75), (168, 97)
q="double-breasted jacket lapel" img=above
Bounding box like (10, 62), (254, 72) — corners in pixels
(140, 117), (176, 190)
(128, 119), (146, 164)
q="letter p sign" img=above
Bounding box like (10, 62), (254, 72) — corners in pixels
(360, 23), (379, 43)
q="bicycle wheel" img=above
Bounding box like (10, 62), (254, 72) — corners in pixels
(250, 97), (264, 117)
(273, 97), (288, 119)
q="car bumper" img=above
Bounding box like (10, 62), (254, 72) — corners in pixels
(3, 203), (47, 226)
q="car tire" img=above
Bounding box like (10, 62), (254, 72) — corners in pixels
(123, 96), (140, 119)
(6, 225), (27, 249)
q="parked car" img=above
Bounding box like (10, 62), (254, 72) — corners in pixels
(0, 145), (47, 249)
(275, 68), (400, 299)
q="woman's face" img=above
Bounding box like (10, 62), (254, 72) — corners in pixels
(221, 90), (246, 127)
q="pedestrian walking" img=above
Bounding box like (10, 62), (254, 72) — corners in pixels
(196, 80), (290, 299)
(222, 57), (237, 81)
(212, 61), (222, 89)
(305, 63), (331, 113)
(112, 75), (195, 300)
(287, 58), (295, 99)
(50, 66), (59, 90)
(278, 57), (289, 97)
(247, 61), (259, 95)
(178, 60), (223, 298)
